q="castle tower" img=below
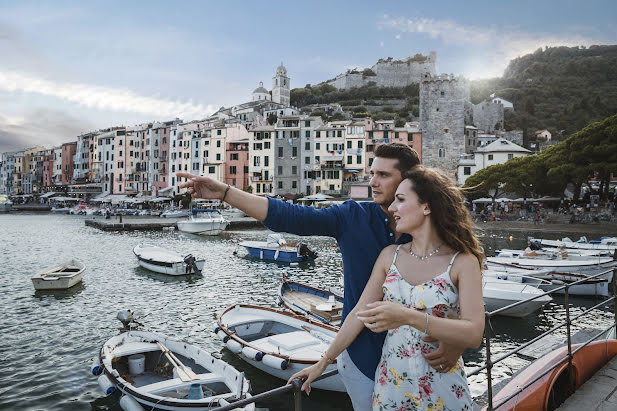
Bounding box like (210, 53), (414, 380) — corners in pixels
(272, 62), (290, 106)
(419, 73), (470, 179)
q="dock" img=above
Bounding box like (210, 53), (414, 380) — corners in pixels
(558, 355), (617, 410)
(85, 216), (263, 231)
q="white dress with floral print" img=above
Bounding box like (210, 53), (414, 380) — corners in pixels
(372, 245), (471, 411)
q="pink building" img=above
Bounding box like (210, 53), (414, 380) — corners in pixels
(225, 139), (249, 190)
(61, 142), (77, 186)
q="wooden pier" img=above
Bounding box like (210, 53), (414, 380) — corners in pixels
(85, 216), (262, 231)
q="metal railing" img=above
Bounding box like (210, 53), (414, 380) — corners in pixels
(213, 369), (339, 411)
(468, 266), (617, 410)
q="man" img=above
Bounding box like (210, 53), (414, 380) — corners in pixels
(177, 143), (463, 410)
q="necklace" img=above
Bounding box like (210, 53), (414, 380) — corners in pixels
(409, 243), (442, 261)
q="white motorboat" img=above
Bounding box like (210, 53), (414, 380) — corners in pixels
(177, 209), (229, 236)
(482, 275), (552, 317)
(160, 207), (190, 218)
(216, 304), (345, 392)
(529, 236), (617, 252)
(0, 196), (12, 212)
(31, 259), (85, 290)
(92, 310), (253, 410)
(133, 244), (204, 275)
(487, 252), (616, 297)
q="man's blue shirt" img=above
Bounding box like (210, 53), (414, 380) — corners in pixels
(263, 197), (412, 379)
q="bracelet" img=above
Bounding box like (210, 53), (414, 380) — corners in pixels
(321, 352), (336, 364)
(222, 184), (231, 203)
(424, 312), (429, 334)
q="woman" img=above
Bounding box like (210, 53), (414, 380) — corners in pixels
(288, 166), (485, 410)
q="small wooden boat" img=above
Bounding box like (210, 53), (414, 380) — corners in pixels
(279, 277), (344, 327)
(489, 339), (617, 410)
(177, 209), (229, 236)
(216, 304), (345, 392)
(239, 234), (318, 263)
(93, 310), (253, 410)
(482, 275), (552, 317)
(31, 259), (85, 290)
(133, 244), (204, 275)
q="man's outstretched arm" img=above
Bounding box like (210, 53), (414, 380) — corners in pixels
(176, 172), (269, 221)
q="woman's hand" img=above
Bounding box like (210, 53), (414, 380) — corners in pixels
(356, 301), (412, 333)
(286, 360), (329, 395)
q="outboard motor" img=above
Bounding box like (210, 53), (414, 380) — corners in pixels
(298, 243), (318, 261)
(117, 309), (140, 331)
(183, 254), (201, 274)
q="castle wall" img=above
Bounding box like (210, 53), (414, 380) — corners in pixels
(419, 73), (470, 179)
(327, 52), (437, 90)
(472, 100), (504, 133)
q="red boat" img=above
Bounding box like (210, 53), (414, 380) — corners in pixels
(489, 339), (617, 410)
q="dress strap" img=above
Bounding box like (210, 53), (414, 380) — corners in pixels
(446, 251), (461, 273)
(390, 244), (403, 268)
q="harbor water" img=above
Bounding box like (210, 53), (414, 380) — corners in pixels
(0, 213), (614, 410)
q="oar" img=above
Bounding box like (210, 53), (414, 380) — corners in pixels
(156, 341), (192, 382)
(168, 350), (199, 380)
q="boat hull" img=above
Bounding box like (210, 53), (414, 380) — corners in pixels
(217, 304), (345, 392)
(177, 220), (229, 236)
(490, 340), (617, 410)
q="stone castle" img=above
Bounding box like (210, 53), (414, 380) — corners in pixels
(327, 51), (436, 90)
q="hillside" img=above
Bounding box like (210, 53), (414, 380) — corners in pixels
(291, 46), (617, 143)
(471, 45), (617, 142)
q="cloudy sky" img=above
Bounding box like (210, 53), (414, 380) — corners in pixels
(1, 0), (615, 152)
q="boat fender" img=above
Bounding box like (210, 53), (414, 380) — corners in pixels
(119, 395), (144, 411)
(97, 374), (116, 395)
(217, 330), (230, 343)
(226, 339), (243, 353)
(91, 357), (103, 376)
(262, 354), (289, 370)
(242, 346), (263, 361)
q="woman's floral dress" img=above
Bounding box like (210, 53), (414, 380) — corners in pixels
(372, 245), (471, 411)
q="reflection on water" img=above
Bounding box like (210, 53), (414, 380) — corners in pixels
(0, 213), (613, 411)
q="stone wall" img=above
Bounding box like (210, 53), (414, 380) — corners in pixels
(419, 73), (470, 179)
(473, 100), (504, 133)
(327, 52), (436, 90)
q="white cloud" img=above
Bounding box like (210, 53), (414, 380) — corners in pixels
(379, 15), (603, 78)
(0, 71), (214, 119)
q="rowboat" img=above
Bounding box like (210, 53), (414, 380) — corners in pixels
(216, 304), (345, 392)
(93, 310), (253, 410)
(481, 275), (552, 317)
(177, 209), (229, 236)
(239, 234), (318, 263)
(133, 244), (204, 275)
(31, 259), (85, 290)
(489, 339), (617, 410)
(278, 278), (344, 326)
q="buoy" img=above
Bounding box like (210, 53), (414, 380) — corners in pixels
(262, 354), (289, 370)
(91, 357), (103, 376)
(226, 338), (243, 353)
(97, 374), (115, 395)
(217, 330), (230, 343)
(242, 346), (263, 361)
(119, 395), (144, 411)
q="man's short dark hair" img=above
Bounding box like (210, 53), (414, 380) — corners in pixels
(374, 143), (420, 173)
